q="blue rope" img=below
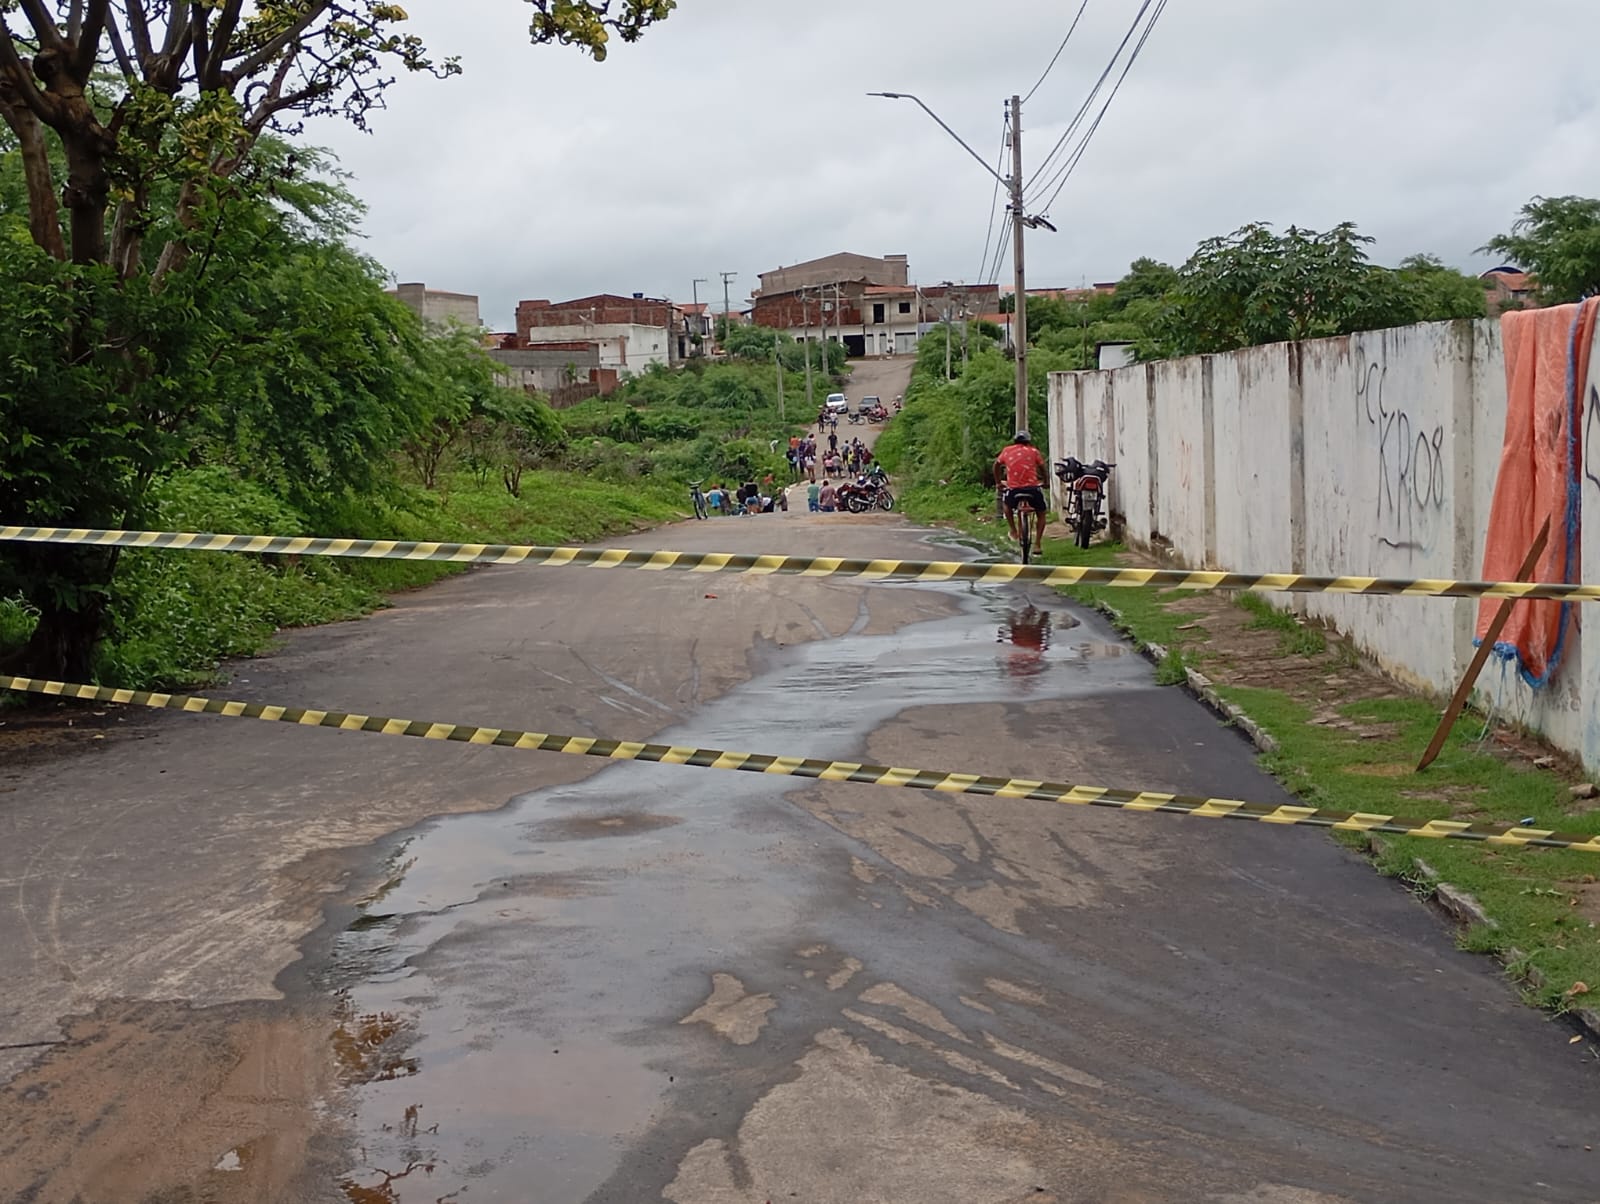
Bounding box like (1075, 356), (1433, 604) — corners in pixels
(1519, 299), (1591, 688)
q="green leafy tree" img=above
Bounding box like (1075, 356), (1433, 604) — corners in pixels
(1393, 253), (1491, 321)
(0, 1), (677, 679)
(1156, 222), (1418, 356)
(1482, 195), (1600, 304)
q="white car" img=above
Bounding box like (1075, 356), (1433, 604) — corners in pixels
(825, 393), (848, 412)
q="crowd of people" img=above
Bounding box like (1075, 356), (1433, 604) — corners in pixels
(704, 406), (889, 519)
(700, 477), (788, 516)
(785, 427), (875, 484)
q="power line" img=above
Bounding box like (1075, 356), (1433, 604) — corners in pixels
(975, 112), (1011, 285)
(984, 211), (1014, 292)
(1030, 0), (1170, 214)
(1021, 0), (1091, 105)
(1024, 0), (1157, 193)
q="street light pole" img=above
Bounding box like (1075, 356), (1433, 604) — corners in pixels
(870, 89), (1050, 436)
(719, 271), (737, 350)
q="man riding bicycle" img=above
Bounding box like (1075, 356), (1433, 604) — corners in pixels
(995, 430), (1048, 547)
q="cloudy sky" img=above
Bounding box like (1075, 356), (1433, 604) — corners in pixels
(308, 0), (1600, 332)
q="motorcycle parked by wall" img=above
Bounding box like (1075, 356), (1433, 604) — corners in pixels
(1054, 456), (1114, 549)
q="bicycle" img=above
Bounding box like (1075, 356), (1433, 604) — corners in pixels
(1013, 494), (1040, 564)
(689, 480), (708, 521)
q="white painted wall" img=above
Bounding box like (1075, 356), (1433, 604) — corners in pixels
(1047, 316), (1600, 770)
(1210, 346), (1296, 578)
(1110, 364), (1153, 537)
(1150, 357), (1210, 561)
(523, 322), (672, 372)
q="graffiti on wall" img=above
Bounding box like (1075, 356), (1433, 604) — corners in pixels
(1357, 353), (1445, 553)
(1585, 384), (1600, 495)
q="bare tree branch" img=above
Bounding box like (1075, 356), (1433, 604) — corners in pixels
(103, 14), (137, 78)
(67, 0), (85, 42)
(158, 0), (188, 59)
(188, 2), (209, 84)
(16, 1), (69, 53)
(204, 0), (245, 89)
(230, 4), (328, 81)
(123, 0), (154, 65)
(74, 0), (112, 78)
(0, 86), (67, 259)
(0, 19), (55, 120)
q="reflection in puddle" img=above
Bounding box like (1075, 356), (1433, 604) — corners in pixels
(332, 1009), (420, 1085)
(327, 582), (1147, 1200)
(997, 606), (1052, 680)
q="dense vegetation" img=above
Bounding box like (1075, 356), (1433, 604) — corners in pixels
(1009, 221), (1494, 369)
(0, 2), (682, 686)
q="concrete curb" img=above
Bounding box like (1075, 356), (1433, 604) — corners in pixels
(1082, 599), (1275, 755)
(1081, 596), (1600, 1042)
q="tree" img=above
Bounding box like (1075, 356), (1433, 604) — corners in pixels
(1394, 253), (1490, 322)
(1482, 195), (1600, 304)
(1110, 257), (1178, 309)
(0, 1), (677, 679)
(1157, 222), (1416, 356)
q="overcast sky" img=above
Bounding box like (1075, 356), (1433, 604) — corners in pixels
(307, 0), (1600, 331)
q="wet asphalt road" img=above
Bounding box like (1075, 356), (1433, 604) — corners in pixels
(4, 362), (1600, 1202)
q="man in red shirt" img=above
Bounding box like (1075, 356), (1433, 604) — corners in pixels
(994, 430), (1048, 547)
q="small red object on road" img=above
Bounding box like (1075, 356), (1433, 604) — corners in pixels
(704, 593), (718, 599)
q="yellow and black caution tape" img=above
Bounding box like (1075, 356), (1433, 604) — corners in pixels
(2, 524), (1597, 600)
(6, 674), (1597, 853)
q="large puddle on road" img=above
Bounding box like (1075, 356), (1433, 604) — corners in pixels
(324, 582), (1152, 1202)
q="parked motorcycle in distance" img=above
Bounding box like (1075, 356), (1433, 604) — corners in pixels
(838, 473), (895, 513)
(1054, 456), (1114, 549)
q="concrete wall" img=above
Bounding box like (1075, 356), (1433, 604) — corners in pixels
(1047, 316), (1600, 769)
(487, 346), (601, 394)
(389, 283), (481, 330)
(517, 323), (671, 373)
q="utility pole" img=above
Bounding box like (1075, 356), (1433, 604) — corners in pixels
(774, 337), (785, 421)
(944, 300), (953, 381)
(719, 270), (737, 350)
(1009, 95), (1029, 435)
(868, 91), (1050, 436)
(692, 277), (708, 351)
(800, 288), (815, 411)
(939, 279), (956, 381)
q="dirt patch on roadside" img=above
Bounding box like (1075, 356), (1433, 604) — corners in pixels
(1098, 554), (1590, 814)
(0, 700), (156, 778)
(0, 996), (341, 1204)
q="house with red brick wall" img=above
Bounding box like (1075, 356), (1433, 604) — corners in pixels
(1481, 266), (1538, 313)
(514, 293), (686, 374)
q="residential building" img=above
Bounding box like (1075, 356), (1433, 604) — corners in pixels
(387, 282), (482, 330)
(751, 251), (996, 357)
(1481, 266), (1537, 313)
(757, 252), (909, 297)
(485, 342), (618, 406)
(515, 293), (684, 375)
(680, 302), (713, 347)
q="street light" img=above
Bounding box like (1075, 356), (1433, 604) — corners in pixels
(866, 93), (1009, 188)
(870, 90), (1051, 435)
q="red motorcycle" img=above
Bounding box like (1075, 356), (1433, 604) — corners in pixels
(1054, 457), (1113, 549)
(838, 475), (895, 513)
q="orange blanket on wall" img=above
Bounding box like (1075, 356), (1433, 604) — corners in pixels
(1476, 298), (1600, 685)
